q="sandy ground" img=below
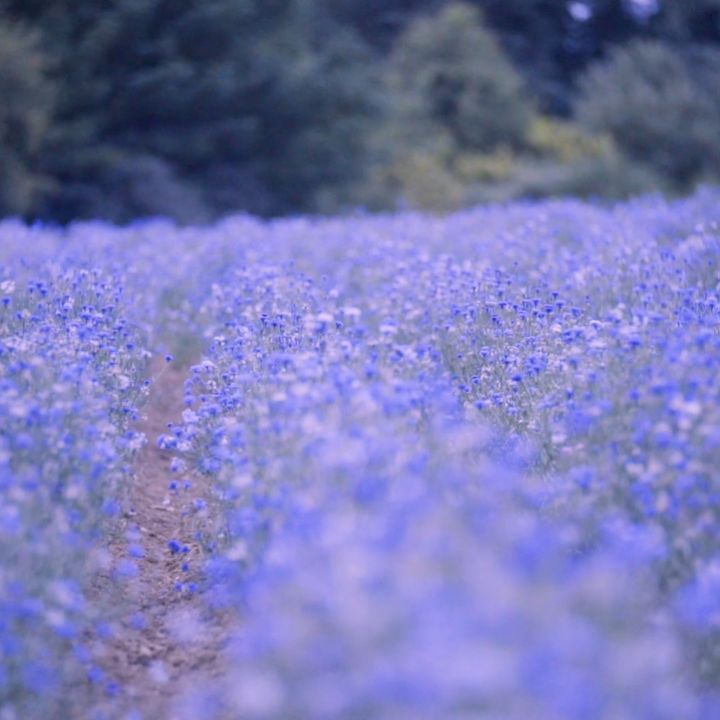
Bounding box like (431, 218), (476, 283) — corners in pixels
(88, 361), (232, 719)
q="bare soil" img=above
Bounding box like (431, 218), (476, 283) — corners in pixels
(90, 361), (231, 719)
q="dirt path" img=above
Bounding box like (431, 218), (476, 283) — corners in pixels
(94, 361), (230, 719)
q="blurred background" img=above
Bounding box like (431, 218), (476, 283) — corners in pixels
(1, 0), (719, 223)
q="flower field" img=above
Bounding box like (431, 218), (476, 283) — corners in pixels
(2, 191), (720, 718)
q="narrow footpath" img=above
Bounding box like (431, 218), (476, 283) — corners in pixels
(93, 360), (230, 720)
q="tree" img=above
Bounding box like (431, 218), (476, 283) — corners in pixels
(388, 2), (532, 154)
(576, 40), (720, 189)
(31, 0), (288, 221)
(3, 0), (382, 221)
(473, 0), (584, 115)
(652, 0), (720, 44)
(0, 19), (54, 217)
(249, 1), (384, 214)
(357, 2), (539, 212)
(317, 0), (442, 51)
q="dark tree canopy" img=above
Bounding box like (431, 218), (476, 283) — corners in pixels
(0, 19), (54, 216)
(2, 0), (380, 221)
(577, 40), (720, 188)
(388, 3), (532, 151)
(0, 0), (719, 220)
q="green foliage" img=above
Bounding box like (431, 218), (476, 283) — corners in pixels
(454, 148), (516, 184)
(383, 150), (467, 213)
(361, 108), (662, 213)
(57, 153), (210, 225)
(315, 0), (442, 52)
(576, 40), (720, 190)
(655, 0), (720, 43)
(256, 6), (384, 214)
(527, 117), (610, 164)
(0, 19), (54, 217)
(359, 1), (538, 212)
(6, 0), (381, 222)
(473, 0), (596, 114)
(38, 0), (292, 220)
(511, 116), (664, 201)
(388, 2), (532, 153)
(1, 1), (717, 220)
(480, 153), (665, 204)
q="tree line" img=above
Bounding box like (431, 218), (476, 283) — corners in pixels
(2, 0), (720, 222)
